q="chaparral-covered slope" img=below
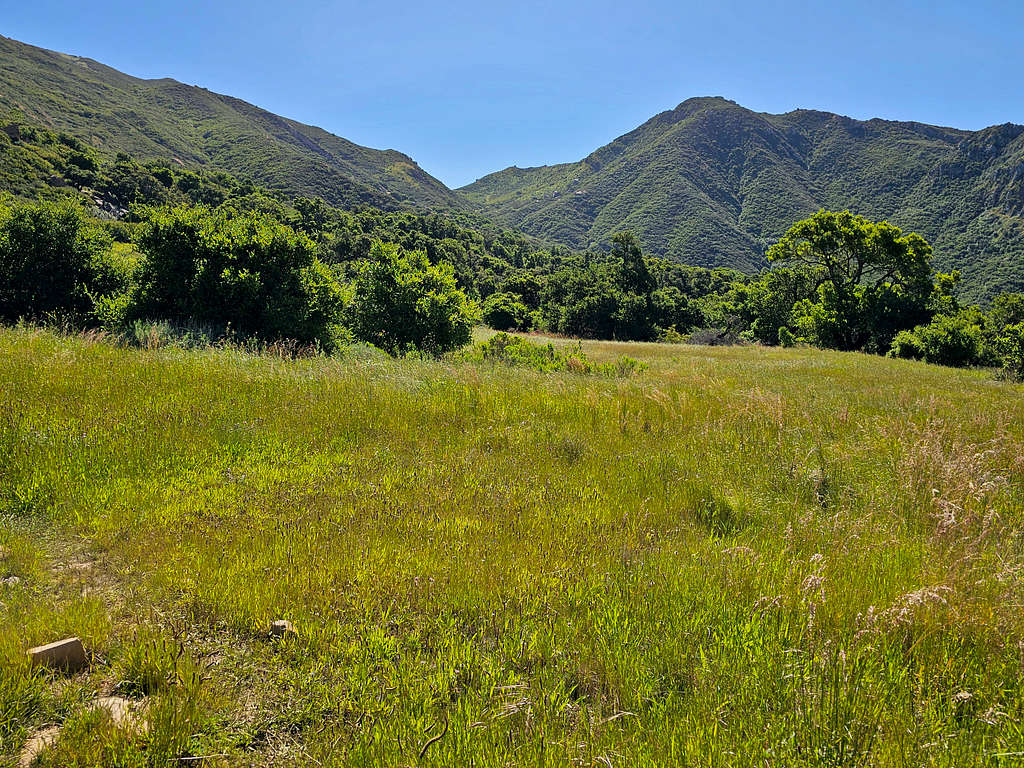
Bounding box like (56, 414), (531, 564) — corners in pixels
(463, 97), (1024, 301)
(0, 34), (461, 212)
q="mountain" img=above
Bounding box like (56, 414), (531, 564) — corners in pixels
(3, 33), (1023, 301)
(462, 97), (1024, 301)
(0, 34), (460, 211)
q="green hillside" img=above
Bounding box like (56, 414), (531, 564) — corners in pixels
(462, 97), (1024, 302)
(0, 35), (461, 211)
(3, 33), (1023, 302)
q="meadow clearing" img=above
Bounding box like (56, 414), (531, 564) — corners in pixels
(1, 326), (1023, 766)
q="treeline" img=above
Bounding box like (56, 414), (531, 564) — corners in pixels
(1, 116), (1022, 374)
(0, 198), (478, 354)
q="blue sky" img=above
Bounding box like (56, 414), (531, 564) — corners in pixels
(5, 0), (1023, 187)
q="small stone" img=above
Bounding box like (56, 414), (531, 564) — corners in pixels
(269, 620), (296, 638)
(27, 637), (88, 672)
(3, 576), (20, 586)
(92, 696), (145, 730)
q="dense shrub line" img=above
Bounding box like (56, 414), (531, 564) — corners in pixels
(0, 198), (477, 355)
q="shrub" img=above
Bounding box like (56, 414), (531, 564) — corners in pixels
(998, 322), (1024, 380)
(132, 206), (344, 348)
(659, 325), (688, 344)
(888, 311), (986, 368)
(350, 241), (478, 356)
(474, 332), (646, 377)
(889, 329), (926, 361)
(479, 332), (564, 372)
(482, 291), (530, 331)
(0, 197), (111, 323)
(990, 293), (1024, 331)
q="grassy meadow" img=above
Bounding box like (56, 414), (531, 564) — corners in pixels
(1, 327), (1023, 766)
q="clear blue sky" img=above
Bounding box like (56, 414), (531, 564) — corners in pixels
(5, 0), (1023, 187)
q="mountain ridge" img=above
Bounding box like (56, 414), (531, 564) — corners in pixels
(461, 96), (1024, 300)
(3, 34), (1024, 301)
(0, 34), (461, 211)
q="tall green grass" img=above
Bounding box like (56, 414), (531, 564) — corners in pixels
(1, 327), (1023, 766)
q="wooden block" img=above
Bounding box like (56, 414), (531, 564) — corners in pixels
(27, 637), (88, 672)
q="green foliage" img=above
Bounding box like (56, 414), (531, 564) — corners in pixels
(997, 322), (1024, 379)
(132, 206), (343, 347)
(610, 231), (655, 294)
(990, 292), (1024, 331)
(477, 332), (567, 372)
(350, 241), (478, 355)
(737, 267), (819, 345)
(474, 331), (647, 376)
(481, 291), (530, 331)
(540, 233), (694, 341)
(767, 210), (934, 352)
(0, 197), (111, 322)
(889, 310), (988, 368)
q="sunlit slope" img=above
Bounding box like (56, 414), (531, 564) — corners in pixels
(0, 35), (461, 211)
(463, 97), (1024, 302)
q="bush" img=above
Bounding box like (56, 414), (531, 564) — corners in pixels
(350, 241), (478, 356)
(479, 332), (564, 371)
(474, 332), (646, 377)
(889, 329), (926, 361)
(482, 291), (530, 331)
(132, 206), (344, 348)
(659, 326), (688, 344)
(888, 311), (986, 368)
(998, 322), (1024, 379)
(0, 197), (111, 323)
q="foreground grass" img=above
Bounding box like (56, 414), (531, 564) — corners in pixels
(1, 327), (1023, 766)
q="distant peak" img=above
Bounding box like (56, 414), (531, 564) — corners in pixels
(671, 96), (740, 113)
(675, 96), (737, 107)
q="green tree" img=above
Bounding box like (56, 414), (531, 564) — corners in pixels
(611, 232), (655, 295)
(767, 210), (934, 351)
(990, 292), (1024, 332)
(542, 266), (620, 339)
(350, 241), (478, 355)
(998, 322), (1024, 379)
(740, 267), (819, 345)
(0, 197), (111, 322)
(482, 291), (530, 331)
(499, 273), (543, 310)
(133, 206), (343, 346)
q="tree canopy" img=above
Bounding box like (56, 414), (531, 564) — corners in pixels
(767, 210), (936, 351)
(350, 241), (478, 356)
